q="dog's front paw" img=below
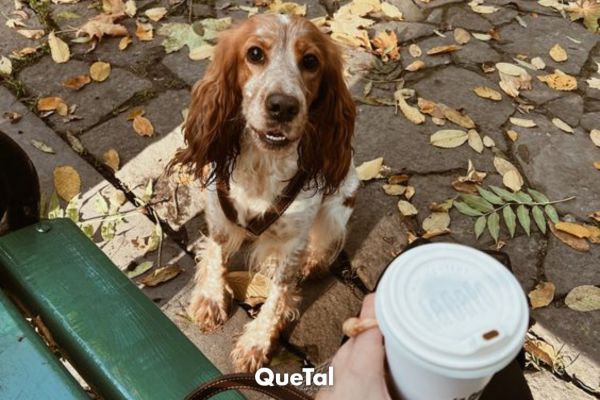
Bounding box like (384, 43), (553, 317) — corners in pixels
(231, 340), (272, 373)
(188, 290), (232, 333)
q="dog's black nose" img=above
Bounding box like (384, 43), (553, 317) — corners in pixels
(266, 94), (299, 122)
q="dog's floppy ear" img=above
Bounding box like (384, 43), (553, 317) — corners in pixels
(176, 29), (243, 186)
(302, 37), (355, 194)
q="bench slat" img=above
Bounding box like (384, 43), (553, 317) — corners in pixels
(0, 219), (244, 400)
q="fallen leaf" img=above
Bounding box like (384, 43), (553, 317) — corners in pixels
(422, 228), (451, 239)
(405, 60), (425, 71)
(356, 157), (384, 181)
(17, 29), (45, 39)
(590, 129), (600, 147)
(90, 61), (111, 82)
(549, 222), (590, 252)
(62, 74), (91, 90)
(503, 170), (523, 192)
(0, 56), (12, 76)
(566, 0), (600, 32)
(119, 35), (132, 50)
(136, 21), (153, 41)
(506, 129), (519, 141)
(430, 129), (468, 148)
(382, 184), (406, 195)
(510, 117), (536, 128)
(31, 139), (55, 154)
(388, 174), (410, 185)
(145, 7), (167, 22)
(588, 77), (600, 90)
(422, 211), (450, 232)
(552, 117), (574, 133)
(565, 285), (600, 312)
(2, 111), (22, 124)
(139, 265), (182, 287)
(469, 0), (498, 14)
(226, 271), (271, 303)
(467, 129), (484, 153)
(372, 30), (400, 62)
(158, 19), (232, 58)
(103, 148), (120, 171)
(594, 161), (600, 170)
(189, 44), (214, 60)
(381, 2), (403, 19)
(426, 44), (461, 55)
(483, 135), (495, 147)
(473, 86), (502, 101)
(126, 261), (153, 279)
(48, 31), (70, 63)
(531, 56), (546, 70)
(524, 339), (556, 367)
(472, 32), (492, 41)
(408, 43), (422, 57)
(268, 0), (306, 15)
(589, 211), (600, 222)
(439, 104), (475, 129)
(555, 222), (592, 238)
(37, 96), (67, 113)
(496, 62), (528, 76)
(549, 43), (567, 62)
(398, 200), (418, 216)
(404, 186), (415, 200)
(53, 165), (81, 201)
(76, 14), (128, 42)
(133, 115), (154, 137)
(453, 28), (470, 44)
(538, 71), (578, 91)
(528, 282), (555, 309)
(124, 0), (137, 16)
(395, 91), (425, 124)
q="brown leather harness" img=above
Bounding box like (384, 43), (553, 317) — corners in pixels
(215, 170), (308, 237)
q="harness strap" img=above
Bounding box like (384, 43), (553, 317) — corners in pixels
(216, 171), (308, 237)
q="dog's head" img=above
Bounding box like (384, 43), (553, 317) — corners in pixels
(177, 13), (355, 194)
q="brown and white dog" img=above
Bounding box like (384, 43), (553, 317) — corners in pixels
(176, 13), (358, 372)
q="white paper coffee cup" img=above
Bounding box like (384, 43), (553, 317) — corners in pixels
(375, 243), (529, 400)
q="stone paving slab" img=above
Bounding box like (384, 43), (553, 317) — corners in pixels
(525, 369), (597, 400)
(18, 58), (153, 133)
(162, 51), (208, 87)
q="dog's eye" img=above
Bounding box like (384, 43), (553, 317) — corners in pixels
(247, 46), (265, 64)
(301, 54), (319, 71)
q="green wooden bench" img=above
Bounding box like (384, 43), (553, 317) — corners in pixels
(0, 218), (244, 400)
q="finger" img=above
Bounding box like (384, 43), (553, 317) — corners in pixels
(360, 293), (376, 319)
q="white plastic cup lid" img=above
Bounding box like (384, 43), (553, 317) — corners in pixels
(375, 243), (529, 379)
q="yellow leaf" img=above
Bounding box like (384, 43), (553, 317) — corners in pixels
(189, 44), (214, 60)
(439, 104), (475, 129)
(506, 129), (519, 142)
(124, 0), (137, 17)
(405, 60), (425, 71)
(382, 184), (406, 196)
(395, 92), (425, 124)
(103, 148), (120, 171)
(37, 96), (66, 112)
(430, 129), (468, 148)
(473, 86), (502, 101)
(372, 30), (400, 62)
(17, 29), (44, 39)
(503, 169), (523, 192)
(48, 31), (70, 64)
(594, 160), (600, 170)
(62, 74), (91, 90)
(119, 36), (132, 50)
(139, 265), (182, 287)
(53, 165), (81, 201)
(554, 222), (592, 238)
(453, 28), (470, 44)
(426, 44), (461, 55)
(397, 200), (418, 216)
(135, 21), (154, 41)
(0, 56), (13, 76)
(549, 43), (567, 62)
(528, 282), (555, 309)
(90, 61), (111, 82)
(145, 7), (167, 22)
(510, 117), (536, 128)
(404, 185), (415, 200)
(381, 2), (403, 19)
(538, 71), (578, 91)
(552, 117), (574, 133)
(467, 129), (484, 153)
(226, 271), (271, 303)
(565, 285), (600, 312)
(590, 129), (600, 147)
(268, 0), (307, 15)
(133, 115), (154, 137)
(422, 211), (450, 232)
(356, 157), (384, 181)
(549, 222), (590, 252)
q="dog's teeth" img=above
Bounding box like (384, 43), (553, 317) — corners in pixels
(266, 134), (285, 142)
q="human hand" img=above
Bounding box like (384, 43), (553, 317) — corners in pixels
(316, 294), (391, 400)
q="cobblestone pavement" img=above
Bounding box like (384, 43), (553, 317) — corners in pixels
(1, 0), (599, 398)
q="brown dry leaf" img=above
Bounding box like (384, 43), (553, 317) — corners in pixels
(510, 117), (536, 128)
(382, 184), (406, 196)
(37, 96), (67, 112)
(430, 129), (468, 148)
(145, 7), (167, 22)
(139, 265), (182, 287)
(53, 165), (81, 201)
(356, 157), (384, 181)
(371, 30), (400, 62)
(524, 339), (556, 367)
(77, 14), (128, 42)
(405, 60), (425, 71)
(133, 115), (154, 137)
(549, 222), (590, 252)
(48, 31), (70, 64)
(398, 200), (418, 216)
(395, 91), (425, 124)
(528, 282), (555, 309)
(565, 285), (600, 312)
(269, 0), (307, 15)
(103, 148), (120, 171)
(467, 129), (484, 153)
(552, 117), (574, 133)
(439, 104), (475, 129)
(554, 222), (592, 238)
(453, 28), (470, 44)
(388, 174), (410, 185)
(408, 43), (422, 57)
(135, 21), (153, 41)
(11, 47), (40, 59)
(417, 98), (440, 116)
(426, 44), (460, 55)
(594, 160), (600, 170)
(506, 129), (519, 142)
(90, 61), (111, 82)
(589, 129), (600, 147)
(473, 86), (502, 101)
(226, 271), (271, 304)
(422, 228), (451, 239)
(549, 43), (567, 62)
(119, 35), (132, 50)
(17, 29), (44, 39)
(127, 107), (145, 120)
(422, 211), (450, 232)
(62, 74), (91, 90)
(452, 180), (478, 193)
(583, 224), (600, 243)
(589, 211), (600, 222)
(458, 160), (487, 185)
(538, 71), (578, 91)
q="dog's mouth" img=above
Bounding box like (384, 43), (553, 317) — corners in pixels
(252, 128), (291, 148)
